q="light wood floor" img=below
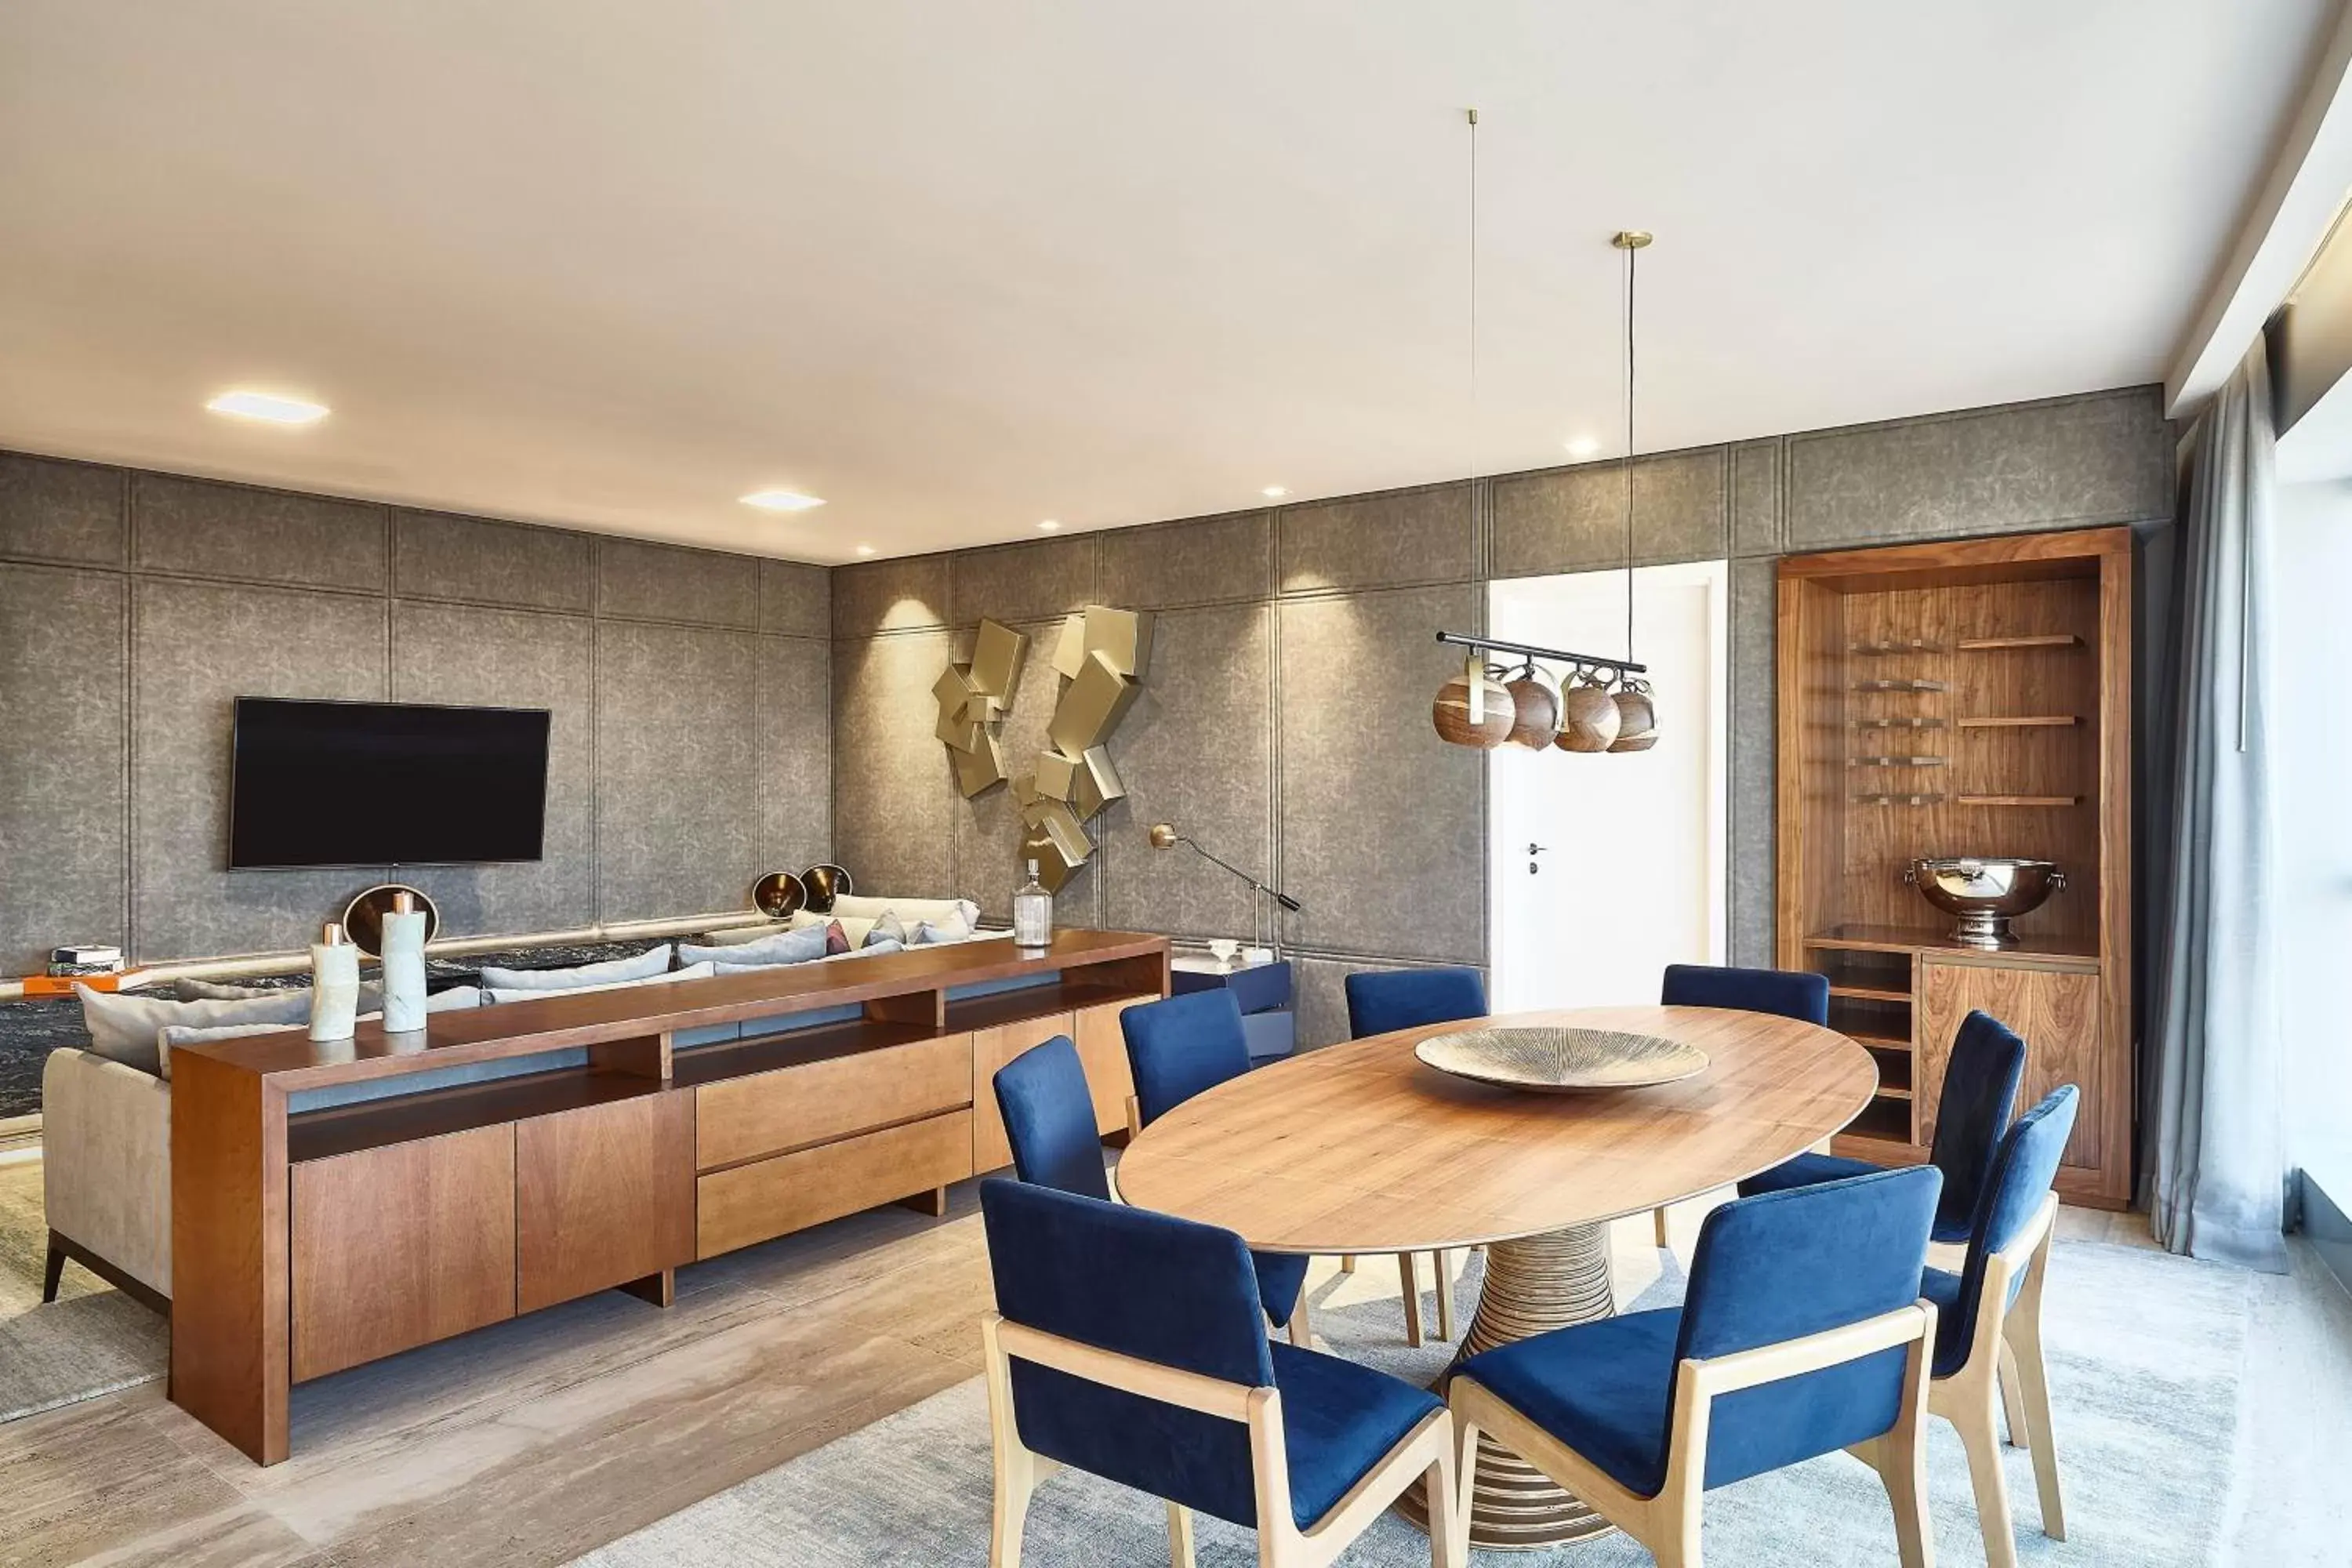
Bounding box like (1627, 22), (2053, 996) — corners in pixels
(2, 1174), (2347, 1567)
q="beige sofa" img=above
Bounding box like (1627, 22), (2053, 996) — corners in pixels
(40, 1046), (172, 1310)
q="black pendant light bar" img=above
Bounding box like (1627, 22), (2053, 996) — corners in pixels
(1435, 630), (1646, 679)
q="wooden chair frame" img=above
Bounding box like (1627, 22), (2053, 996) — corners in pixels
(1929, 1192), (2063, 1568)
(982, 1312), (1462, 1568)
(1449, 1301), (1940, 1568)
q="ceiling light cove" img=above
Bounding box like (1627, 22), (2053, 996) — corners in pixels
(206, 390), (328, 425)
(740, 488), (825, 512)
(854, 544), (877, 556)
(1261, 485), (1289, 499)
(1036, 519), (1061, 532)
(1564, 437), (1599, 459)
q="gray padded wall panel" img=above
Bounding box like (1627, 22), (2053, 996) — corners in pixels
(1095, 602), (1275, 942)
(949, 536), (1096, 627)
(593, 620), (763, 919)
(132, 579), (389, 960)
(1277, 586), (1484, 964)
(759, 560), (831, 639)
(1291, 956), (1489, 1054)
(833, 556), (951, 637)
(1727, 557), (1778, 967)
(1785, 387), (2172, 549)
(391, 602), (595, 938)
(132, 473), (387, 592)
(1096, 511), (1272, 609)
(393, 510), (594, 613)
(1490, 447), (1729, 577)
(0, 453), (125, 567)
(1278, 484), (1475, 593)
(0, 566), (126, 974)
(757, 634), (833, 886)
(595, 537), (760, 629)
(830, 630), (956, 898)
(1730, 439), (1784, 557)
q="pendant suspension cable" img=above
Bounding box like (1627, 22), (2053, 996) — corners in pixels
(1467, 108), (1479, 530)
(1621, 233), (1638, 669)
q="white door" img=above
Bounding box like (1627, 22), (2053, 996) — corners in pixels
(1488, 562), (1728, 1011)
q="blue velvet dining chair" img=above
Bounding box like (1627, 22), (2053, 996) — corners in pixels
(1343, 967), (1488, 1347)
(1740, 1007), (2028, 1247)
(1921, 1084), (2079, 1568)
(1446, 1167), (1944, 1568)
(992, 1036), (1111, 1200)
(978, 1178), (1462, 1568)
(1121, 990), (1316, 1346)
(1652, 964), (1833, 1250)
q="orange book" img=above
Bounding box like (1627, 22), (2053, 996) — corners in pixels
(20, 971), (139, 996)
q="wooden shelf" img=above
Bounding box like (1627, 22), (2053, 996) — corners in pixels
(1852, 716), (1945, 729)
(1955, 714), (2079, 728)
(1849, 1031), (1913, 1051)
(1830, 1131), (1924, 1166)
(943, 979), (1160, 1034)
(1849, 639), (1944, 655)
(1804, 924), (2099, 961)
(289, 1067), (665, 1165)
(1957, 633), (2082, 650)
(1873, 1084), (1914, 1102)
(1864, 1045), (1915, 1094)
(670, 1017), (940, 1090)
(1853, 679), (1948, 692)
(1829, 983), (1911, 1004)
(1956, 794), (2083, 807)
(1852, 793), (1946, 806)
(1845, 1098), (1912, 1142)
(1849, 756), (1945, 768)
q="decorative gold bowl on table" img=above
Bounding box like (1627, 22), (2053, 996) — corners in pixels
(1414, 1026), (1710, 1093)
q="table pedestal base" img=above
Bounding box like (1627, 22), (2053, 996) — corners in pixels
(1394, 1223), (1621, 1550)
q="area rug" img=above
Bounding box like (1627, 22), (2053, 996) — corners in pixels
(0, 1156), (169, 1423)
(574, 1239), (2249, 1566)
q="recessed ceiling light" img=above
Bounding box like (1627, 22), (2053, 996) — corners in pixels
(855, 544), (877, 557)
(1564, 436), (1600, 459)
(206, 390), (328, 425)
(1262, 485), (1289, 499)
(1037, 520), (1062, 532)
(740, 489), (825, 512)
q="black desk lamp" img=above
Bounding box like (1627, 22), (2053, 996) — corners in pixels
(1146, 823), (1302, 912)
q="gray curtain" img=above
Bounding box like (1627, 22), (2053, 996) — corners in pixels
(2147, 343), (2288, 1272)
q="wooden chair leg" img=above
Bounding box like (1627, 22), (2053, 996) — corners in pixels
(1286, 1288), (1312, 1348)
(1166, 1501), (1196, 1568)
(1425, 1425), (1465, 1568)
(1997, 1341), (2030, 1448)
(1653, 1204), (1673, 1251)
(42, 1233), (67, 1303)
(1433, 1250), (1456, 1341)
(1340, 1254), (1359, 1275)
(1953, 1381), (2020, 1568)
(991, 1438), (1036, 1567)
(2008, 1320), (2067, 1540)
(1397, 1251), (1425, 1348)
(1450, 1410), (1482, 1568)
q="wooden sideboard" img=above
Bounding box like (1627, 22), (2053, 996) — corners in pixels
(169, 930), (1171, 1465)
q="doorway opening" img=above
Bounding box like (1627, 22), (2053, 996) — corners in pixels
(1487, 561), (1729, 1011)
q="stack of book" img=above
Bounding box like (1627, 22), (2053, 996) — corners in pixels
(46, 944), (124, 978)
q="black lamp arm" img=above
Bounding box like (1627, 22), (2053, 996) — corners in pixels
(1172, 836), (1303, 913)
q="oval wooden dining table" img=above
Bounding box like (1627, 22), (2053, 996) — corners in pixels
(1115, 1004), (1878, 1552)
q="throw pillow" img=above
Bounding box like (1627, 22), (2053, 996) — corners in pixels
(477, 945), (673, 992)
(426, 985), (485, 1011)
(155, 1019), (305, 1080)
(913, 907), (976, 943)
(699, 923), (794, 947)
(823, 920), (851, 956)
(677, 924), (829, 969)
(483, 960), (714, 1006)
(77, 984), (312, 1077)
(863, 910), (909, 948)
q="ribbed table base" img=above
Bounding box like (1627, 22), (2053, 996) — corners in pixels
(1394, 1224), (1621, 1550)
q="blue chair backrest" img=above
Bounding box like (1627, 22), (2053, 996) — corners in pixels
(1674, 1166), (1942, 1490)
(980, 1178), (1274, 1526)
(1660, 963), (1830, 1025)
(993, 1036), (1109, 1200)
(1122, 989), (1253, 1127)
(1945, 1086), (2079, 1356)
(1925, 1010), (2027, 1238)
(1345, 966), (1487, 1039)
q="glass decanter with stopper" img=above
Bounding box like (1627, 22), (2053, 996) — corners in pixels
(1012, 859), (1053, 950)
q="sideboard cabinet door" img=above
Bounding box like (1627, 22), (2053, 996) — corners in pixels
(1915, 958), (2103, 1174)
(516, 1091), (695, 1313)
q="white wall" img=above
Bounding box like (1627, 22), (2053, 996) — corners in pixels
(2275, 481), (2352, 1190)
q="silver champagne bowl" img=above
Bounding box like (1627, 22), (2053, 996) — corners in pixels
(1904, 857), (2066, 949)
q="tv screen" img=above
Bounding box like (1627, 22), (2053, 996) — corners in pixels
(229, 698), (551, 869)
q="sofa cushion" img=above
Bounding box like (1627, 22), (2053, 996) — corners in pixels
(77, 984), (313, 1076)
(791, 910), (876, 948)
(477, 945), (673, 992)
(158, 1020), (303, 1080)
(827, 894), (982, 933)
(484, 960), (715, 1006)
(172, 978), (281, 1001)
(696, 923), (793, 947)
(677, 924), (830, 970)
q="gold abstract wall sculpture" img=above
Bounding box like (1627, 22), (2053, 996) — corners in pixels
(942, 605), (1154, 892)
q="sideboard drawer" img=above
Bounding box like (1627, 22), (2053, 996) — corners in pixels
(695, 1033), (972, 1172)
(696, 1109), (974, 1259)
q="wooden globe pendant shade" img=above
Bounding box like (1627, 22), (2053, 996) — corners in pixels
(1432, 659), (1516, 748)
(1554, 677), (1622, 753)
(1503, 668), (1562, 749)
(1609, 681), (1660, 753)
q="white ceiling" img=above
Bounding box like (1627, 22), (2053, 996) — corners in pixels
(0, 2), (2335, 564)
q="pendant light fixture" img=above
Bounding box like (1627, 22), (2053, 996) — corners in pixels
(1607, 230), (1661, 753)
(1432, 107), (1518, 750)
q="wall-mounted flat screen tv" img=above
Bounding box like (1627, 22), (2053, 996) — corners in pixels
(228, 698), (551, 869)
